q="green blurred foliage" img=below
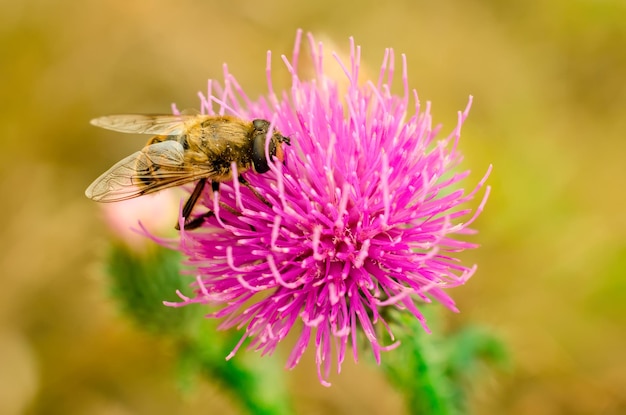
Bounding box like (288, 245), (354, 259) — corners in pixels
(383, 307), (510, 415)
(1, 0), (625, 414)
(107, 244), (293, 415)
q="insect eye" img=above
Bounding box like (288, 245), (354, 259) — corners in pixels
(252, 119), (269, 131)
(251, 133), (276, 174)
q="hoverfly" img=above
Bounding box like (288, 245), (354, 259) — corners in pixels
(85, 114), (291, 229)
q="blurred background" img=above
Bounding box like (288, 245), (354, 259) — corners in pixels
(1, 0), (625, 413)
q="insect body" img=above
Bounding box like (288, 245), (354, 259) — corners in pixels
(86, 114), (291, 229)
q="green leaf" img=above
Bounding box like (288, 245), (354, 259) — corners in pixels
(107, 243), (198, 335)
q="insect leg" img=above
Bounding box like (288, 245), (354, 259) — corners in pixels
(178, 180), (242, 230)
(238, 175), (271, 207)
(175, 178), (207, 230)
(183, 202), (247, 230)
(211, 181), (244, 216)
(182, 211), (215, 230)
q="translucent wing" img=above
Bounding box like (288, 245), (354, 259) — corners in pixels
(85, 141), (214, 202)
(90, 114), (205, 135)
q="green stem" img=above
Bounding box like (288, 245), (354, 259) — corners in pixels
(107, 243), (294, 415)
(382, 309), (457, 415)
(381, 307), (508, 415)
(181, 324), (292, 415)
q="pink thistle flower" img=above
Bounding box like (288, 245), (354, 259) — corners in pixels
(165, 30), (491, 386)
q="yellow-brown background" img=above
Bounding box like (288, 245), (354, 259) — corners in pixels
(2, 0), (625, 414)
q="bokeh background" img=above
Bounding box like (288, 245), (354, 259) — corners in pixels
(2, 0), (625, 414)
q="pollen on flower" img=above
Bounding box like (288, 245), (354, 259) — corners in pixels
(161, 29), (491, 386)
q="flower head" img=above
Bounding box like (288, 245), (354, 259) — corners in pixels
(164, 30), (490, 386)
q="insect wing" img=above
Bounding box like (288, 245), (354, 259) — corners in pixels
(90, 114), (202, 135)
(85, 141), (210, 202)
